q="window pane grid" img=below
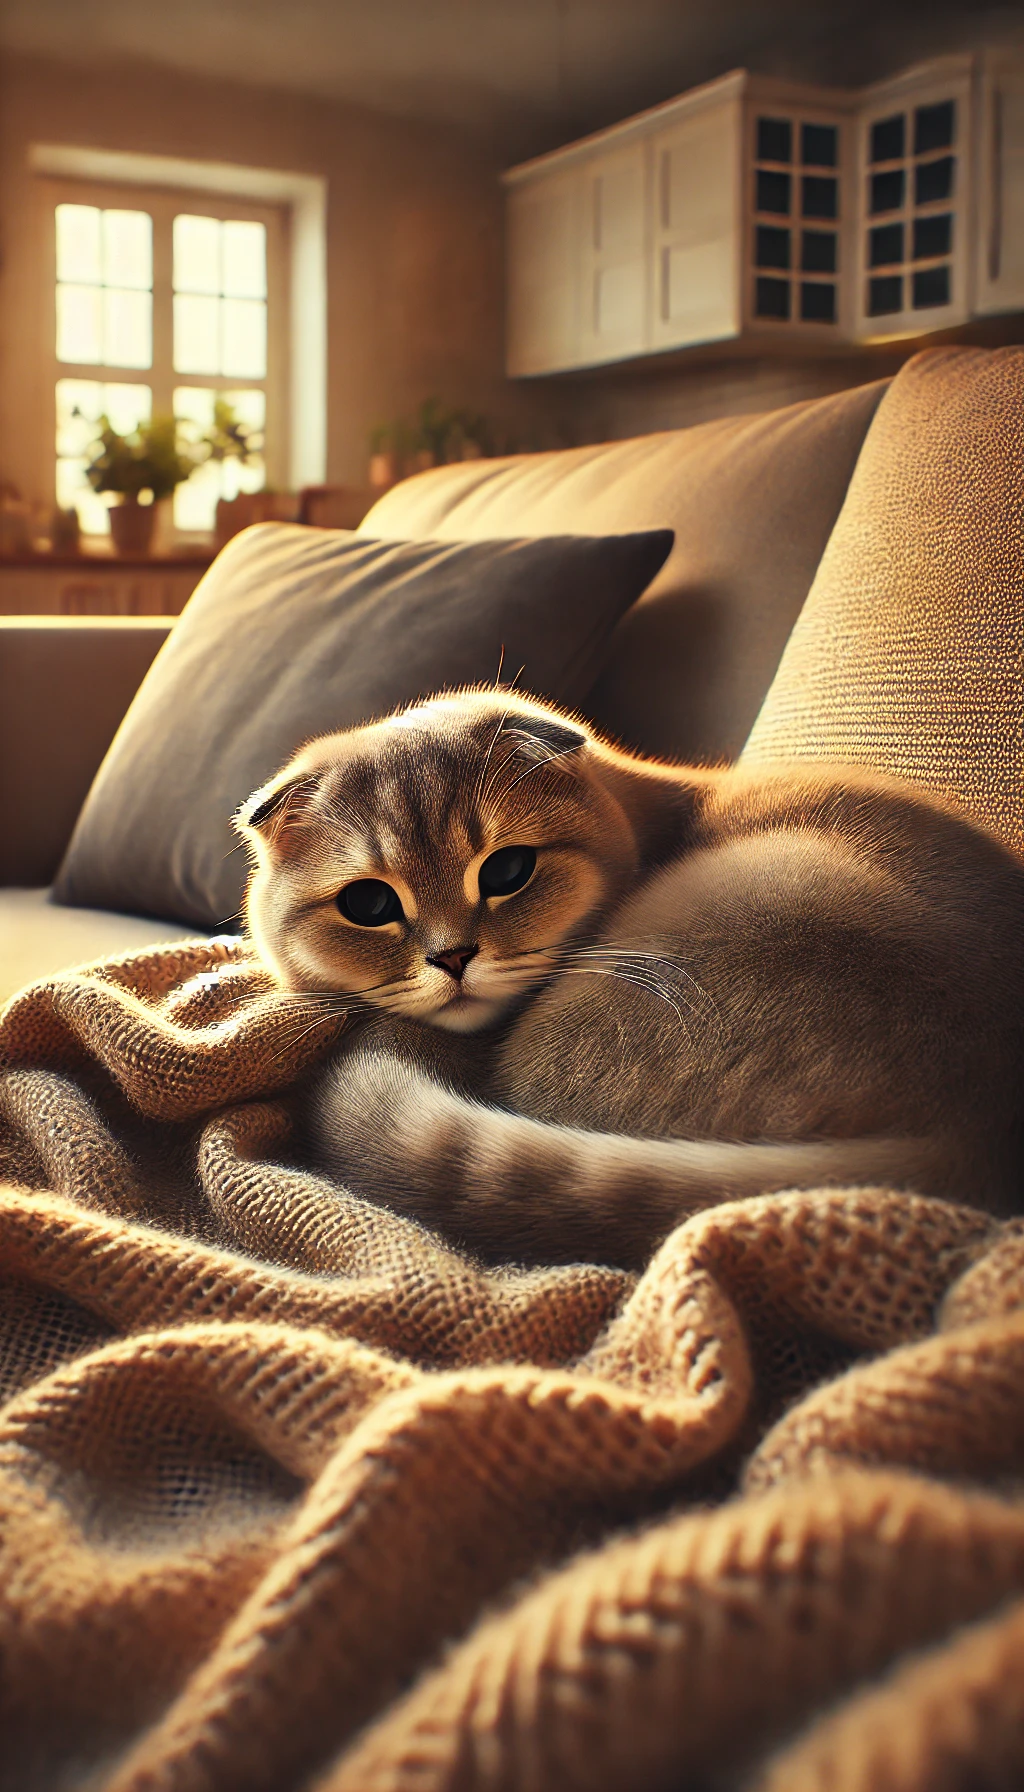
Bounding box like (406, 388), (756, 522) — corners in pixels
(173, 214), (267, 378)
(752, 115), (839, 325)
(55, 204), (153, 370)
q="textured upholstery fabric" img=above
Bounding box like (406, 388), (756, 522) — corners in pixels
(53, 523), (671, 931)
(0, 617), (173, 886)
(0, 887), (197, 1003)
(3, 941), (1024, 1788)
(742, 348), (1024, 854)
(361, 380), (889, 763)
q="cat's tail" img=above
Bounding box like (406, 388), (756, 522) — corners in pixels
(308, 1050), (947, 1268)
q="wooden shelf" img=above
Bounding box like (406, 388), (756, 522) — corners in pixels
(0, 554), (212, 616)
(0, 550), (214, 572)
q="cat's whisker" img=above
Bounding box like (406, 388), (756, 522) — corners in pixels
(497, 742), (583, 797)
(480, 743), (523, 810)
(263, 975), (418, 1045)
(593, 947), (722, 1024)
(557, 948), (699, 1020)
(481, 732), (585, 810)
(580, 973), (694, 1024)
(475, 707), (515, 806)
(564, 944), (710, 1009)
(547, 962), (692, 1035)
(574, 974), (690, 1034)
(269, 1011), (354, 1062)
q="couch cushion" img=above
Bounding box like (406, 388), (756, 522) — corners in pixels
(741, 348), (1024, 856)
(0, 888), (198, 1006)
(0, 617), (174, 887)
(53, 522), (672, 931)
(360, 380), (888, 764)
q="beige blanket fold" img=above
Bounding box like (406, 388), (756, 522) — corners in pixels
(1, 940), (1023, 1792)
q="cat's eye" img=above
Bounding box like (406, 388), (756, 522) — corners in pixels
(338, 879), (404, 927)
(478, 845), (537, 899)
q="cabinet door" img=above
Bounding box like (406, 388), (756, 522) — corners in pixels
(854, 62), (973, 340)
(975, 51), (1024, 316)
(649, 99), (740, 350)
(743, 100), (851, 339)
(505, 172), (580, 376)
(577, 145), (648, 366)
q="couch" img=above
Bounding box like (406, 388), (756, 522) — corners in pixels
(2, 345), (1024, 1791)
(1, 345), (1020, 995)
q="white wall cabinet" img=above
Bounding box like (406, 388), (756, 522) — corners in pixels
(504, 51), (1024, 376)
(975, 49), (1024, 317)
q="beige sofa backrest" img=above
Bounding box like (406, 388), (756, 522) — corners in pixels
(742, 347), (1024, 856)
(0, 617), (172, 887)
(360, 380), (888, 764)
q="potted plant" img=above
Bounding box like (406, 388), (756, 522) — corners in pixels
(86, 402), (261, 554)
(85, 414), (200, 555)
(200, 396), (263, 471)
(410, 396), (460, 473)
(200, 399), (285, 547)
(367, 423), (398, 490)
(402, 399), (495, 474)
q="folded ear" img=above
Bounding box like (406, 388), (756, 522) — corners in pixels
(234, 771), (319, 850)
(506, 715), (588, 766)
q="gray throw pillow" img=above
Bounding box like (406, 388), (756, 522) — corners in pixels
(54, 522), (673, 930)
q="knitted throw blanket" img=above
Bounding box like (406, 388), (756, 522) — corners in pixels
(2, 938), (1024, 1792)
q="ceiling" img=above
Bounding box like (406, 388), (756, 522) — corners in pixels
(1, 0), (1019, 157)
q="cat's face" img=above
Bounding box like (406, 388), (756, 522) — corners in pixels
(238, 692), (638, 1032)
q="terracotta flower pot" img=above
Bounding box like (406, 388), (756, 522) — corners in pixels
(110, 497), (156, 556)
(368, 451), (397, 489)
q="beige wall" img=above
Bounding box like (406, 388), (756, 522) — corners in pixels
(0, 51), (549, 511)
(543, 314), (1024, 446)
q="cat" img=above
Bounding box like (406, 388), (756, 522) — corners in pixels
(237, 689), (1024, 1269)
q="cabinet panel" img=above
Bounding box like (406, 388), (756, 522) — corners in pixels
(506, 174), (580, 376)
(650, 102), (740, 349)
(578, 146), (648, 366)
(594, 263), (645, 338)
(975, 52), (1024, 315)
(662, 238), (734, 330)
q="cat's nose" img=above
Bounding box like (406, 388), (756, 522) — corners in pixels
(426, 945), (479, 982)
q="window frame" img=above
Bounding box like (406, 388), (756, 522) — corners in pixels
(39, 174), (290, 539)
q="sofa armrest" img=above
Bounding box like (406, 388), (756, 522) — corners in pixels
(0, 616), (173, 887)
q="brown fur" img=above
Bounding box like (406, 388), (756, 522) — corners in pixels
(237, 690), (1024, 1269)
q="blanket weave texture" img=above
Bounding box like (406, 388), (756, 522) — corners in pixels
(2, 937), (1024, 1792)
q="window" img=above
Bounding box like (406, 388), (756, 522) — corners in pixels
(864, 97), (957, 318)
(49, 181), (284, 538)
(752, 114), (841, 326)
